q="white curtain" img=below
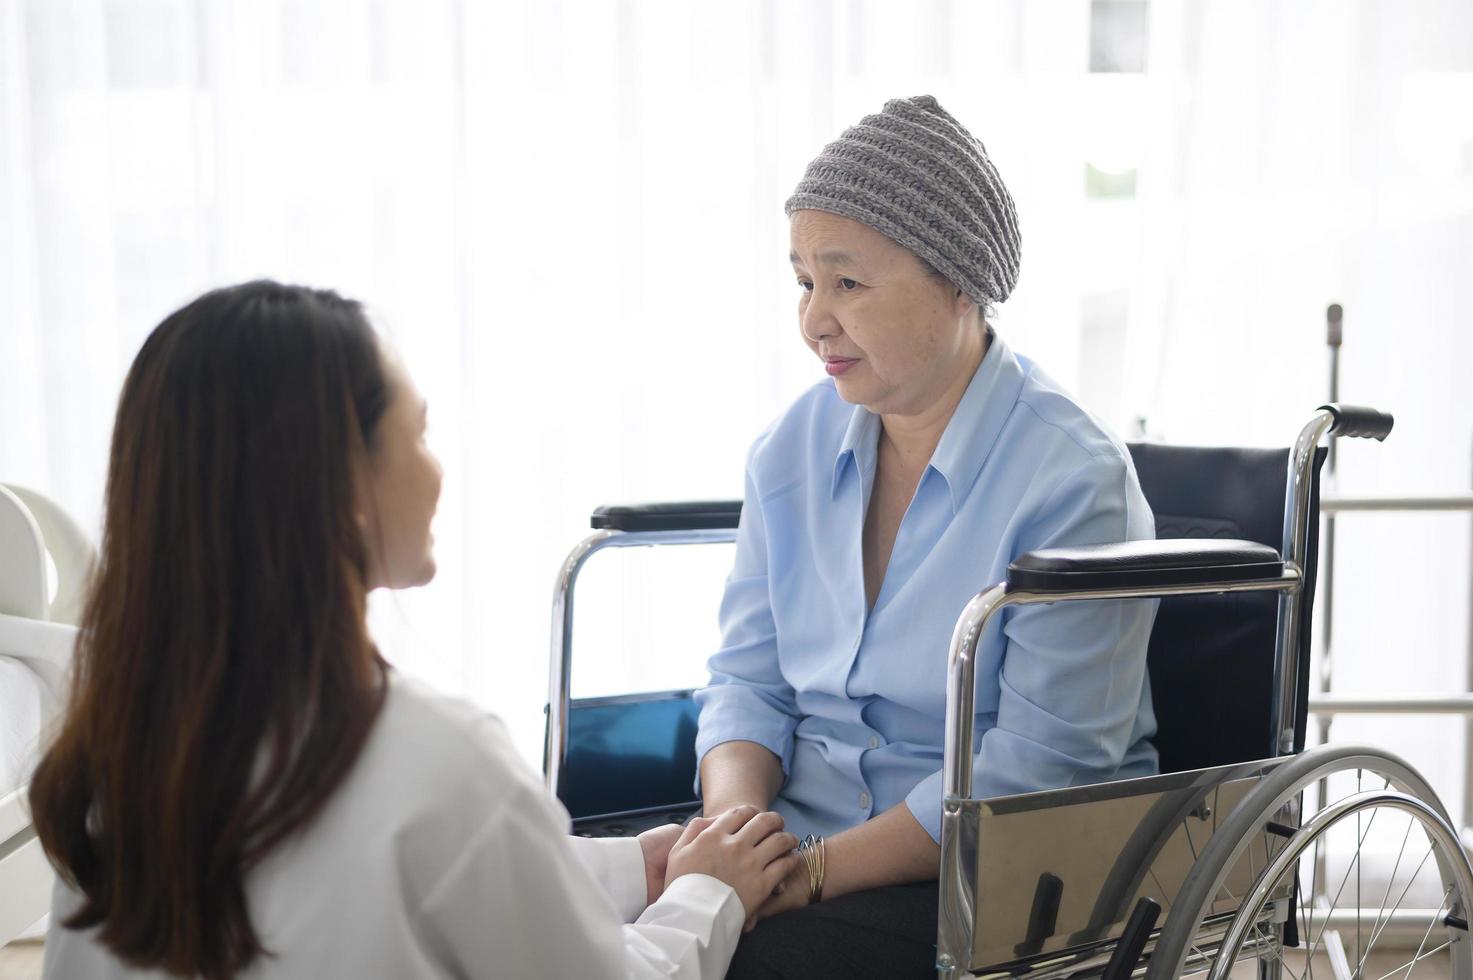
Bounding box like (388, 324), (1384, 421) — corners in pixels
(2, 0), (1469, 824)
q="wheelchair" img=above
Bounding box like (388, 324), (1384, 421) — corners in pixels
(544, 404), (1473, 980)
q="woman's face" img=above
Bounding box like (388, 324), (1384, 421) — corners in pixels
(790, 209), (982, 417)
(361, 351), (442, 590)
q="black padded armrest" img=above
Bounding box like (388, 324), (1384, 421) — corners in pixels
(1318, 403), (1393, 441)
(1007, 539), (1283, 593)
(591, 500), (742, 532)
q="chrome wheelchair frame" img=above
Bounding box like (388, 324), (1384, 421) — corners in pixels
(545, 405), (1473, 980)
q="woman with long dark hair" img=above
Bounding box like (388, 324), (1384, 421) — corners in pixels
(29, 280), (797, 979)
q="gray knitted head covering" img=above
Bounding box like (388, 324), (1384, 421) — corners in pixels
(785, 95), (1021, 307)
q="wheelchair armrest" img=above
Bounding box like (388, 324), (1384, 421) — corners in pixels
(591, 500), (742, 531)
(1006, 539), (1283, 593)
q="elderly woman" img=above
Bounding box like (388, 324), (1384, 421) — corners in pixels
(694, 96), (1160, 977)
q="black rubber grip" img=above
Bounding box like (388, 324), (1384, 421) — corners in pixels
(591, 500), (742, 532)
(1007, 539), (1283, 593)
(1318, 403), (1394, 441)
(1102, 896), (1162, 980)
(1014, 872), (1064, 957)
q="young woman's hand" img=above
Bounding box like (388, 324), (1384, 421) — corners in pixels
(664, 805), (800, 916)
(636, 823), (684, 906)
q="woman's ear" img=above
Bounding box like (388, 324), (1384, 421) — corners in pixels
(350, 455), (378, 546)
(952, 287), (977, 320)
(353, 488), (384, 590)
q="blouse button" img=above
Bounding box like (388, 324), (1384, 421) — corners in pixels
(867, 736), (880, 749)
(859, 791), (871, 809)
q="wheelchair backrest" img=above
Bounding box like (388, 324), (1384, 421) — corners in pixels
(550, 690), (700, 823)
(1127, 443), (1325, 774)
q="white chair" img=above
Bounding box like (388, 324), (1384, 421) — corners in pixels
(0, 484), (91, 947)
(0, 483), (95, 626)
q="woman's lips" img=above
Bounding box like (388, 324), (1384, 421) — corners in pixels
(824, 357), (858, 376)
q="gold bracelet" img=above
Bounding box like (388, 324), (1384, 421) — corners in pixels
(797, 834), (825, 903)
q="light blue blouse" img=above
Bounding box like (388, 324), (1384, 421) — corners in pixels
(694, 334), (1160, 844)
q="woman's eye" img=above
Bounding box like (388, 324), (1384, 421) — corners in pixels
(838, 278), (859, 291)
(797, 279), (814, 292)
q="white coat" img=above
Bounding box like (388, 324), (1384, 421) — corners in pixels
(41, 675), (743, 979)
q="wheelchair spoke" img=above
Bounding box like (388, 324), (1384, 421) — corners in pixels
(1355, 842), (1437, 972)
(1307, 821), (1427, 980)
(1303, 910), (1316, 980)
(1185, 816), (1201, 863)
(1368, 940), (1452, 980)
(1328, 774), (1391, 810)
(1147, 865), (1175, 907)
(1307, 806), (1385, 957)
(1375, 885), (1456, 980)
(1303, 826), (1319, 980)
(1350, 842), (1436, 967)
(1364, 884), (1453, 980)
(1261, 827), (1285, 900)
(1274, 942), (1307, 980)
(1355, 772), (1366, 978)
(1254, 825), (1300, 977)
(1188, 937), (1214, 975)
(1256, 919), (1304, 980)
(1350, 814), (1418, 980)
(1356, 773), (1364, 978)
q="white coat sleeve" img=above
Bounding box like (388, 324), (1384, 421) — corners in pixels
(413, 780), (745, 980)
(565, 833), (648, 923)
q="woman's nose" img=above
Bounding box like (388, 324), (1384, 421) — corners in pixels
(801, 289), (840, 343)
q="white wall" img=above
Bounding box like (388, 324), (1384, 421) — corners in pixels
(1, 0), (1468, 825)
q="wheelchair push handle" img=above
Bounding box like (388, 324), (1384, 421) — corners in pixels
(1317, 403), (1393, 442)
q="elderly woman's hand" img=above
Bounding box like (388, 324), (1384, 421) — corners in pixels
(637, 822), (685, 906)
(744, 855), (811, 931)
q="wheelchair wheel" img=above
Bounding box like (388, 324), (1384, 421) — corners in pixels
(1146, 744), (1473, 980)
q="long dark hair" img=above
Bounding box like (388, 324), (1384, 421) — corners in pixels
(29, 280), (391, 978)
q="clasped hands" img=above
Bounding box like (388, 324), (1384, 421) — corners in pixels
(637, 805), (812, 929)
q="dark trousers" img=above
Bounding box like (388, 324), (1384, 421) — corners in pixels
(725, 881), (939, 979)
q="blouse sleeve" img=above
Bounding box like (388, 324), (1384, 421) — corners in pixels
(692, 446), (801, 781)
(413, 779), (744, 980)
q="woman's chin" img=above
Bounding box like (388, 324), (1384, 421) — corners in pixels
(833, 378), (889, 412)
(831, 377), (868, 405)
(379, 555), (437, 591)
